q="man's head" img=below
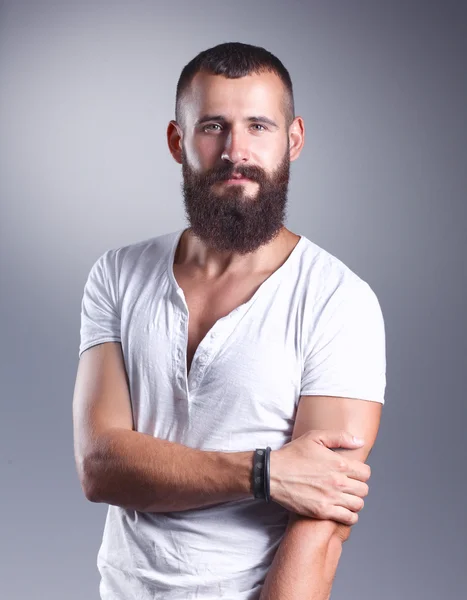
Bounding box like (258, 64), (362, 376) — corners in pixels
(167, 42), (305, 254)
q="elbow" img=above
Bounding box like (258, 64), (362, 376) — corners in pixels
(82, 481), (101, 504)
(333, 523), (353, 544)
(76, 453), (104, 503)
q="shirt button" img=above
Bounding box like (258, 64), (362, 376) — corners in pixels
(198, 356), (206, 365)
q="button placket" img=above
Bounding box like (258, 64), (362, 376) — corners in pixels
(187, 301), (254, 393)
(172, 300), (189, 398)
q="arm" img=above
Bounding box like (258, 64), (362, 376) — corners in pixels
(73, 342), (370, 518)
(260, 395), (382, 600)
(73, 342), (253, 512)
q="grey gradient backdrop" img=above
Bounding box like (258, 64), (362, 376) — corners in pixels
(1, 0), (466, 598)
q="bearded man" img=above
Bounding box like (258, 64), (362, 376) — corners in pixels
(73, 41), (385, 600)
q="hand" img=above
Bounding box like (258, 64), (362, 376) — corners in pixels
(269, 430), (370, 525)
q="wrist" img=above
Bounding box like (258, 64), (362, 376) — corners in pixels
(268, 449), (284, 503)
(216, 449), (256, 498)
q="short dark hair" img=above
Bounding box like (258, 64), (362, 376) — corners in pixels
(175, 42), (295, 129)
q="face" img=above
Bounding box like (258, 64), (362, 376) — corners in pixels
(168, 70), (304, 254)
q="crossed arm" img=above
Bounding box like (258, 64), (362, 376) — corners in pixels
(259, 395), (382, 600)
(73, 342), (382, 599)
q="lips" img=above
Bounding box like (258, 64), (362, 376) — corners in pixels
(222, 178), (251, 185)
(224, 175), (252, 181)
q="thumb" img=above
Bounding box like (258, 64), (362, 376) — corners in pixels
(315, 430), (365, 449)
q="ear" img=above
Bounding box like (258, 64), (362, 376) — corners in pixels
(288, 116), (305, 162)
(167, 120), (183, 164)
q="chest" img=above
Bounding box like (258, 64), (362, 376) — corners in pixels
(121, 265), (306, 445)
(173, 267), (271, 373)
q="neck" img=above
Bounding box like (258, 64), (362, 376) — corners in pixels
(174, 226), (300, 279)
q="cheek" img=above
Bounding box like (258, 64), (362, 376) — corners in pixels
(252, 136), (287, 166)
(188, 135), (222, 169)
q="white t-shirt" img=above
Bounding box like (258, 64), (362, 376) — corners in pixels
(79, 228), (386, 600)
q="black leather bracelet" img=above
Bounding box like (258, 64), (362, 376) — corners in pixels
(253, 449), (266, 499)
(264, 446), (271, 503)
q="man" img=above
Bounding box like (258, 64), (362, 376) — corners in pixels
(73, 42), (385, 600)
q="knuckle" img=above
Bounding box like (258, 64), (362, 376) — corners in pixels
(315, 500), (328, 516)
(335, 475), (346, 489)
(329, 473), (341, 488)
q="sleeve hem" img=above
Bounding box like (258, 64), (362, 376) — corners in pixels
(78, 337), (122, 358)
(299, 389), (385, 404)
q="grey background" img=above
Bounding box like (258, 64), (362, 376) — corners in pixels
(1, 0), (465, 598)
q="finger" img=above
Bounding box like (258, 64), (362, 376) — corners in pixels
(337, 492), (365, 513)
(327, 506), (359, 526)
(339, 478), (369, 498)
(344, 459), (371, 482)
(315, 430), (365, 450)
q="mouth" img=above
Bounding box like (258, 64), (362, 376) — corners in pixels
(220, 175), (254, 184)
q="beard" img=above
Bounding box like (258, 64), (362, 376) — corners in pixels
(181, 146), (290, 254)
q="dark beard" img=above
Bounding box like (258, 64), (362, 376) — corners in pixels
(181, 148), (290, 254)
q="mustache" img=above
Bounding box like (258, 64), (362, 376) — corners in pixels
(198, 164), (267, 186)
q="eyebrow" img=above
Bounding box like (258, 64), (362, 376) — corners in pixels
(195, 115), (279, 129)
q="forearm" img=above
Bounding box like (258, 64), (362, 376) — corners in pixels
(259, 515), (349, 600)
(81, 427), (253, 512)
(261, 439), (368, 600)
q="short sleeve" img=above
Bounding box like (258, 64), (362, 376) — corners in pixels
(300, 279), (386, 403)
(78, 249), (121, 358)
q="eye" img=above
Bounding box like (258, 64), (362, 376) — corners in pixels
(202, 123), (222, 132)
(251, 123), (267, 131)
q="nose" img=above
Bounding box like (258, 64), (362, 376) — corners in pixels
(221, 129), (251, 164)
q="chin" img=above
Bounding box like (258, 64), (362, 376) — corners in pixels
(216, 185), (259, 199)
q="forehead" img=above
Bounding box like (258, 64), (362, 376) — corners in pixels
(183, 70), (287, 123)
